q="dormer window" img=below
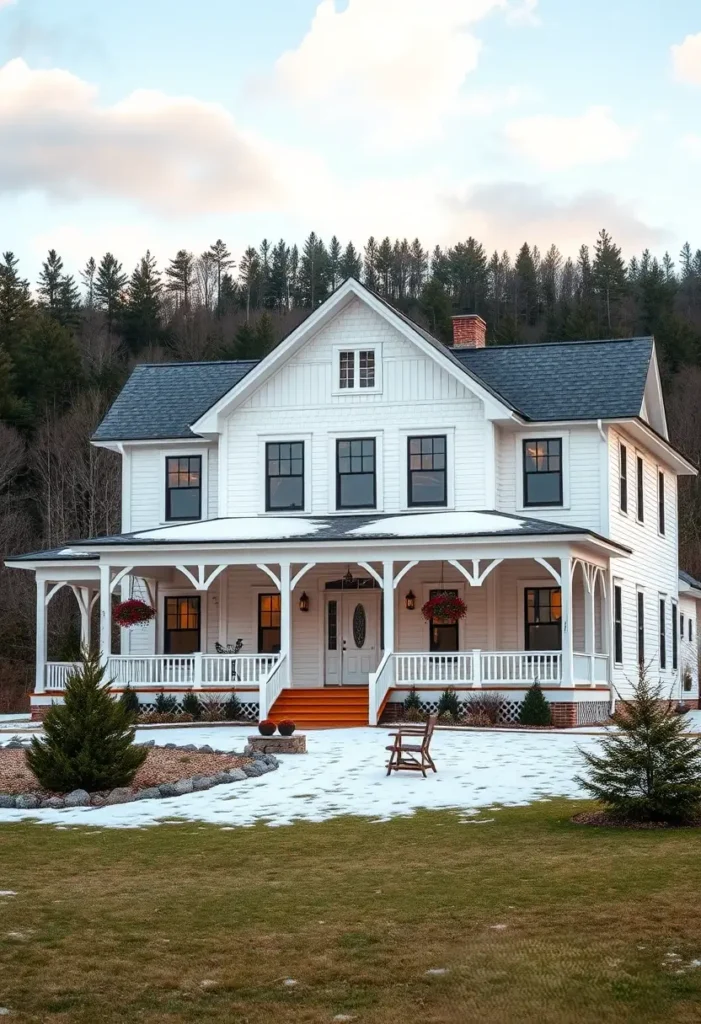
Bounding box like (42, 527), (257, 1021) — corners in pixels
(333, 345), (382, 394)
(165, 456), (202, 521)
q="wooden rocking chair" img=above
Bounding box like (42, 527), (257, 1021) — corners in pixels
(385, 715), (438, 778)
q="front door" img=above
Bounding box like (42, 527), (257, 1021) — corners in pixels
(325, 592), (380, 685)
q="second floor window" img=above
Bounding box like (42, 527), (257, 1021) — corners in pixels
(266, 442), (304, 511)
(614, 584), (623, 664)
(619, 444), (628, 513)
(637, 590), (645, 665)
(672, 602), (678, 671)
(165, 456), (201, 521)
(636, 455), (644, 523)
(659, 597), (666, 670)
(523, 438), (562, 507)
(337, 438), (376, 509)
(658, 470), (665, 535)
(408, 435), (447, 507)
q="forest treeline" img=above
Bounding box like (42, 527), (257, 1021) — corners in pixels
(1, 227), (701, 703)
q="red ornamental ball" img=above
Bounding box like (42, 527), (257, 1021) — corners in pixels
(113, 599), (156, 628)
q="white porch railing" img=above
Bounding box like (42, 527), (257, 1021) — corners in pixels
(573, 652), (609, 685)
(44, 654), (279, 691)
(395, 652), (474, 685)
(259, 654), (288, 721)
(481, 651), (562, 684)
(369, 650), (396, 727)
(45, 662), (81, 690)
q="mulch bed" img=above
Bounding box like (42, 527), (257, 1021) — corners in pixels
(0, 748), (251, 797)
(572, 810), (701, 830)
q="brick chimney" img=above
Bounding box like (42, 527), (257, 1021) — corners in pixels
(451, 314), (487, 349)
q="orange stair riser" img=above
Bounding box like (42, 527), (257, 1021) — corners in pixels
(269, 687), (370, 727)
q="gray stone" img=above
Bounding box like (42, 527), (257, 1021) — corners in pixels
(159, 782), (178, 798)
(106, 787), (134, 806)
(192, 776), (214, 791)
(91, 794), (107, 807)
(64, 789), (91, 807)
(212, 771), (232, 784)
(0, 795), (16, 808)
(242, 763), (265, 778)
(182, 744), (198, 752)
(243, 743), (253, 756)
(173, 778), (193, 796)
(198, 744), (214, 754)
(164, 743), (177, 749)
(14, 793), (39, 810)
(40, 797), (65, 809)
(140, 739), (156, 748)
(226, 768), (247, 782)
(134, 787), (161, 801)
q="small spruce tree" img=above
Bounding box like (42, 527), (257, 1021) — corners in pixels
(181, 690), (202, 719)
(437, 687), (461, 721)
(26, 653), (147, 793)
(154, 691), (178, 714)
(222, 692), (243, 721)
(119, 685), (140, 718)
(577, 667), (701, 823)
(403, 687), (421, 713)
(519, 683), (552, 726)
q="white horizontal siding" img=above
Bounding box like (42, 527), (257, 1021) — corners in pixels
(124, 443), (217, 533)
(679, 595), (699, 698)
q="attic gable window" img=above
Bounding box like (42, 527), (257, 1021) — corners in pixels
(333, 345), (382, 394)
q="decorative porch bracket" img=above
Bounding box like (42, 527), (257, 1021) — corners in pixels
(291, 563), (315, 590)
(176, 564), (227, 591)
(392, 561), (418, 589)
(109, 565), (135, 593)
(571, 558), (609, 687)
(448, 558), (503, 587)
(256, 563), (281, 590)
(534, 557), (561, 585)
(357, 561), (383, 587)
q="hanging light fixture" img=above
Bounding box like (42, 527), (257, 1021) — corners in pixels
(298, 591), (310, 612)
(342, 565), (354, 588)
(405, 590), (416, 611)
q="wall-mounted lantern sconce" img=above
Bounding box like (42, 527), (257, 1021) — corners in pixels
(299, 591), (310, 612)
(405, 590), (416, 611)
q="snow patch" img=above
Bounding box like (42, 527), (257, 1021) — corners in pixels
(135, 517), (323, 543)
(349, 511), (525, 538)
(0, 726), (603, 829)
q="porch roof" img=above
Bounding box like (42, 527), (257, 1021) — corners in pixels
(6, 510), (631, 564)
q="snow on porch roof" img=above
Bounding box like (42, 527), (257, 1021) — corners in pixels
(6, 511), (631, 563)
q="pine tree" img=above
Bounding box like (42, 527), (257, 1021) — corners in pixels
(577, 667), (701, 822)
(239, 246), (260, 322)
(363, 236), (379, 291)
(269, 239), (290, 312)
(593, 228), (626, 333)
(328, 235), (342, 291)
(519, 683), (551, 726)
(165, 249), (194, 310)
(26, 653), (148, 793)
(419, 278), (452, 341)
(0, 251), (32, 338)
(514, 242), (540, 326)
(408, 238), (427, 298)
(94, 253), (127, 334)
(208, 239), (234, 313)
(339, 241), (362, 281)
(124, 251), (163, 351)
(375, 236), (393, 297)
(81, 257), (97, 308)
(37, 249), (65, 312)
(299, 232), (328, 308)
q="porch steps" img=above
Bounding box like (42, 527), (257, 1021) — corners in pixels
(269, 686), (369, 728)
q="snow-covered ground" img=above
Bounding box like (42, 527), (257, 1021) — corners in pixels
(0, 726), (601, 829)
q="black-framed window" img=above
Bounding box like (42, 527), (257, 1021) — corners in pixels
(336, 438), (376, 509)
(659, 598), (666, 670)
(681, 612), (685, 639)
(672, 602), (678, 671)
(524, 587), (562, 651)
(619, 444), (628, 513)
(258, 594), (281, 654)
(165, 456), (202, 521)
(636, 456), (644, 523)
(523, 439), (563, 507)
(327, 599), (338, 651)
(266, 441), (304, 511)
(408, 435), (447, 507)
(637, 590), (645, 665)
(614, 584), (623, 664)
(690, 618), (694, 642)
(658, 471), (665, 535)
(428, 589), (459, 653)
(164, 596), (200, 654)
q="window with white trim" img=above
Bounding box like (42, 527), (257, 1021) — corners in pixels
(333, 345), (382, 393)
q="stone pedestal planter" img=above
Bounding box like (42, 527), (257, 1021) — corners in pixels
(246, 734), (307, 754)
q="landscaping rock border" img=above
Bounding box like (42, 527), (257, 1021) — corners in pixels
(0, 737), (279, 810)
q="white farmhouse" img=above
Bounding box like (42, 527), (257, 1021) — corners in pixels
(8, 278), (701, 726)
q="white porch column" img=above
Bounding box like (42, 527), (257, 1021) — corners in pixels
(383, 560), (394, 655)
(35, 578), (47, 694)
(99, 563), (112, 667)
(584, 570), (595, 684)
(280, 562), (292, 675)
(560, 553), (573, 687)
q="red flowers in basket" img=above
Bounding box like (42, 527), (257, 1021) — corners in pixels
(113, 599), (156, 628)
(421, 592), (467, 622)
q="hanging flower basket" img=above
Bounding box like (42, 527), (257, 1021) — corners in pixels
(421, 592), (467, 622)
(113, 599), (156, 628)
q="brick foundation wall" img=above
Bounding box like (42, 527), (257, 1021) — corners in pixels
(549, 703), (577, 728)
(31, 705), (51, 721)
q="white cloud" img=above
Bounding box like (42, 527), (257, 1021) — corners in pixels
(273, 0), (532, 144)
(0, 58), (324, 215)
(505, 106), (637, 170)
(681, 133), (701, 159)
(672, 32), (701, 86)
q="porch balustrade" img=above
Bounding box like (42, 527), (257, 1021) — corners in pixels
(43, 654), (279, 692)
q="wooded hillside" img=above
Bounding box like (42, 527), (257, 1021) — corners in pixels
(1, 228), (700, 702)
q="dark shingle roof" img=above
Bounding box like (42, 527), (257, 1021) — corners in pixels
(680, 569), (701, 592)
(92, 360), (259, 441)
(452, 337), (653, 421)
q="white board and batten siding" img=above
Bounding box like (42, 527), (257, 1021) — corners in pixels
(679, 594), (700, 699)
(607, 425), (679, 697)
(221, 298), (489, 516)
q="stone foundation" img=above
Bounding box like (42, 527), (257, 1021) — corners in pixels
(246, 734), (307, 754)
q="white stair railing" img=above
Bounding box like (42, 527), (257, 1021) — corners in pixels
(369, 651), (395, 726)
(259, 654), (288, 721)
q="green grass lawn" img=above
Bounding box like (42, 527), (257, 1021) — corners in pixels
(2, 802), (701, 1022)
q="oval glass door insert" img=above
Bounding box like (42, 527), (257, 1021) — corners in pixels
(352, 603), (367, 648)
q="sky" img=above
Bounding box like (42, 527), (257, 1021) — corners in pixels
(0, 0), (700, 281)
